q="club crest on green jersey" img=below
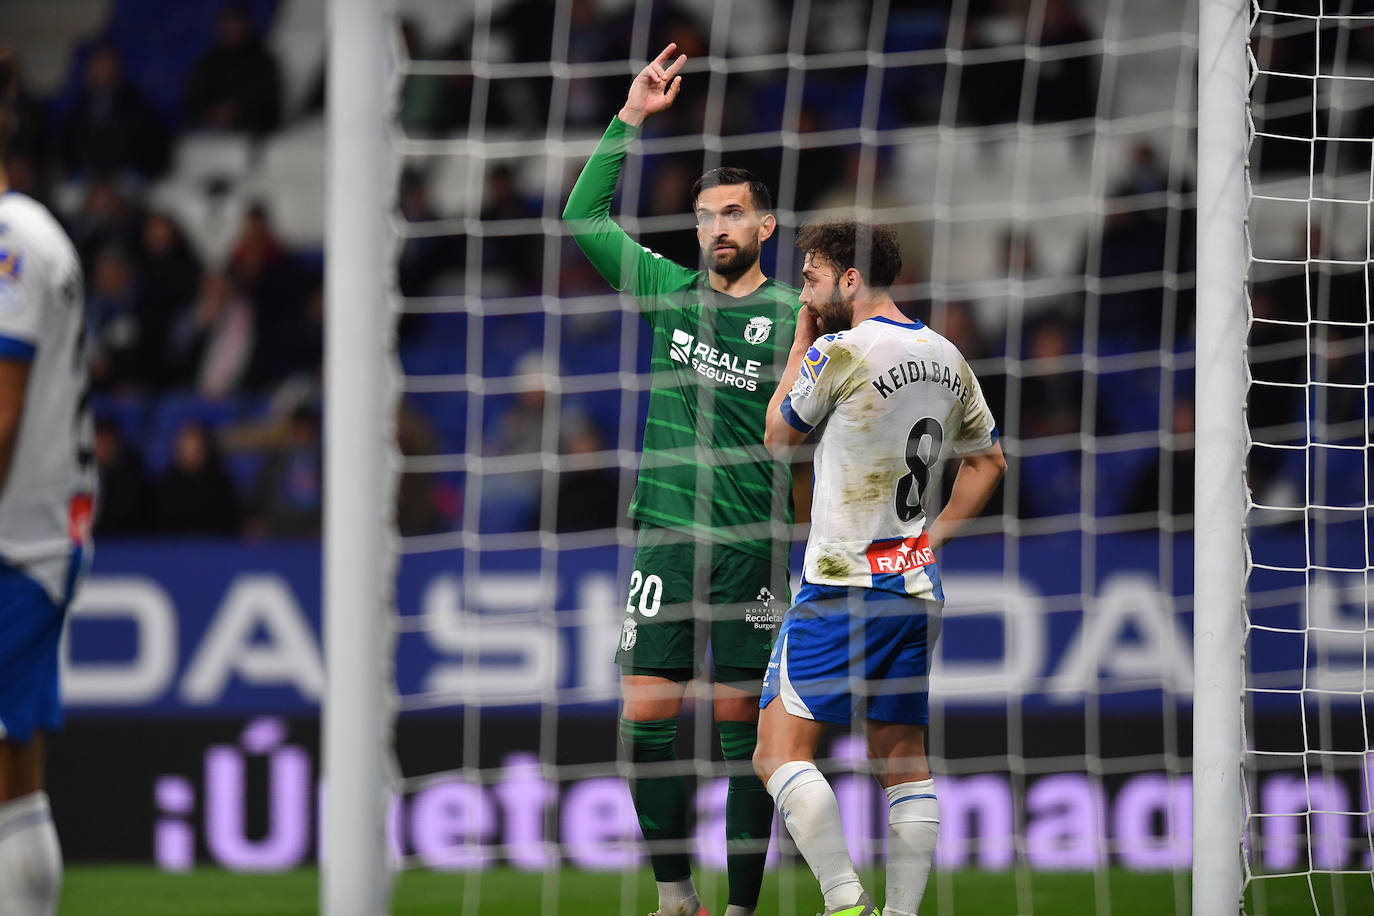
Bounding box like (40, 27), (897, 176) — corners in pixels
(744, 315), (773, 344)
(670, 328), (695, 363)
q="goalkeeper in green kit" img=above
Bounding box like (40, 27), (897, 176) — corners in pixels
(563, 43), (800, 916)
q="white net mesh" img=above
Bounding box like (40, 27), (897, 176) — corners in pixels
(362, 0), (1363, 912)
(1245, 3), (1374, 914)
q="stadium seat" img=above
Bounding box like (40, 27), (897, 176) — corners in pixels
(266, 0), (326, 120)
(244, 118), (327, 248)
(170, 131), (255, 187)
(90, 391), (150, 443)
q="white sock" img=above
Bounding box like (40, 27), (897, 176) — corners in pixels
(883, 780), (939, 916)
(766, 761), (864, 909)
(656, 877), (700, 915)
(722, 905), (755, 916)
(0, 792), (62, 916)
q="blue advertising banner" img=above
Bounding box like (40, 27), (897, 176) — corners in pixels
(61, 530), (1363, 715)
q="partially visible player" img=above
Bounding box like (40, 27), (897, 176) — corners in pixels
(754, 221), (1005, 916)
(0, 50), (96, 916)
(563, 44), (800, 916)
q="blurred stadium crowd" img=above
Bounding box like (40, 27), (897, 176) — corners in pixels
(6, 0), (1370, 538)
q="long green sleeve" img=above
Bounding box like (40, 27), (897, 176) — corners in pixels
(562, 118), (697, 298)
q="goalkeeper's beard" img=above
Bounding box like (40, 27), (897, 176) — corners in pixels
(704, 236), (761, 280)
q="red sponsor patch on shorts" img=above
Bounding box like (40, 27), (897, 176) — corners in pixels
(68, 492), (93, 543)
(865, 532), (933, 575)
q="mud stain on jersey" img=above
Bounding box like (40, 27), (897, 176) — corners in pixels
(860, 469), (887, 505)
(815, 552), (848, 580)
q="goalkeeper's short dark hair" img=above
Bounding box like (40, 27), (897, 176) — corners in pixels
(795, 220), (903, 289)
(0, 49), (18, 154)
(691, 167), (773, 214)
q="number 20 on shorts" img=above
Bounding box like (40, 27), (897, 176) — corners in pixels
(626, 569), (664, 618)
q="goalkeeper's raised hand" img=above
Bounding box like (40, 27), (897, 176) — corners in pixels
(618, 43), (687, 127)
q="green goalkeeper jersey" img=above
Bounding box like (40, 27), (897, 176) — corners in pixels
(563, 118), (800, 559)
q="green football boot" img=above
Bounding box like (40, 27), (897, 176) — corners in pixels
(818, 892), (879, 916)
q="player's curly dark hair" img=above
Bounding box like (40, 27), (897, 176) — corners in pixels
(691, 167), (773, 213)
(795, 220), (902, 289)
(0, 49), (18, 153)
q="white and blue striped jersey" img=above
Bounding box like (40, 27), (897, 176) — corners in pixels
(0, 192), (95, 603)
(779, 315), (997, 599)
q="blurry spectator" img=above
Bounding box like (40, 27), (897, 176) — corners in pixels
(247, 273), (321, 391)
(4, 70), (53, 201)
(954, 0), (1098, 126)
(139, 211), (201, 312)
(951, 13), (1021, 125)
(492, 0), (631, 130)
(792, 107), (849, 213)
(480, 351), (584, 531)
(974, 227), (1068, 344)
(1015, 316), (1090, 519)
(1123, 397), (1195, 520)
(137, 211), (202, 383)
(69, 177), (141, 267)
(1029, 0), (1098, 123)
(154, 421), (241, 533)
(223, 203), (318, 388)
(1081, 192), (1168, 348)
(58, 42), (169, 181)
(538, 419), (622, 533)
(396, 403), (448, 536)
(88, 246), (149, 391)
(1118, 142), (1169, 202)
(184, 2), (283, 135)
(396, 19), (453, 136)
(245, 405), (322, 538)
(170, 268), (256, 397)
(228, 201), (284, 288)
(1269, 224), (1365, 326)
(397, 168), (459, 298)
(93, 418), (152, 535)
(929, 300), (987, 361)
(479, 165), (543, 293)
(1020, 315), (1081, 439)
(1247, 281), (1304, 440)
(1251, 25), (1322, 175)
(563, 0), (630, 126)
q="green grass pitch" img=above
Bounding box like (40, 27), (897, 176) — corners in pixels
(61, 866), (1374, 914)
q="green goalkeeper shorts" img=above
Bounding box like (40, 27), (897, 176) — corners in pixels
(614, 525), (790, 681)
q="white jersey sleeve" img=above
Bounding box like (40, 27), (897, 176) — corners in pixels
(780, 315), (998, 600)
(779, 330), (859, 435)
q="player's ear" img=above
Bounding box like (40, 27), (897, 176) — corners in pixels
(758, 212), (776, 241)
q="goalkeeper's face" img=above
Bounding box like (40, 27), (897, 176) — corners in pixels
(694, 185), (774, 279)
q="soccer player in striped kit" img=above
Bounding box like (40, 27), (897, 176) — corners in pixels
(0, 51), (96, 916)
(564, 44), (799, 916)
(755, 221), (1005, 916)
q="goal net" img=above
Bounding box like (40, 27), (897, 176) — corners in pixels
(321, 0), (1370, 912)
(1245, 2), (1374, 914)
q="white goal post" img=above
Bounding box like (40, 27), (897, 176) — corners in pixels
(323, 0), (396, 913)
(1193, 0), (1248, 913)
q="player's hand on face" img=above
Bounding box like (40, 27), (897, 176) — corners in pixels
(794, 304), (822, 351)
(620, 43), (687, 126)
